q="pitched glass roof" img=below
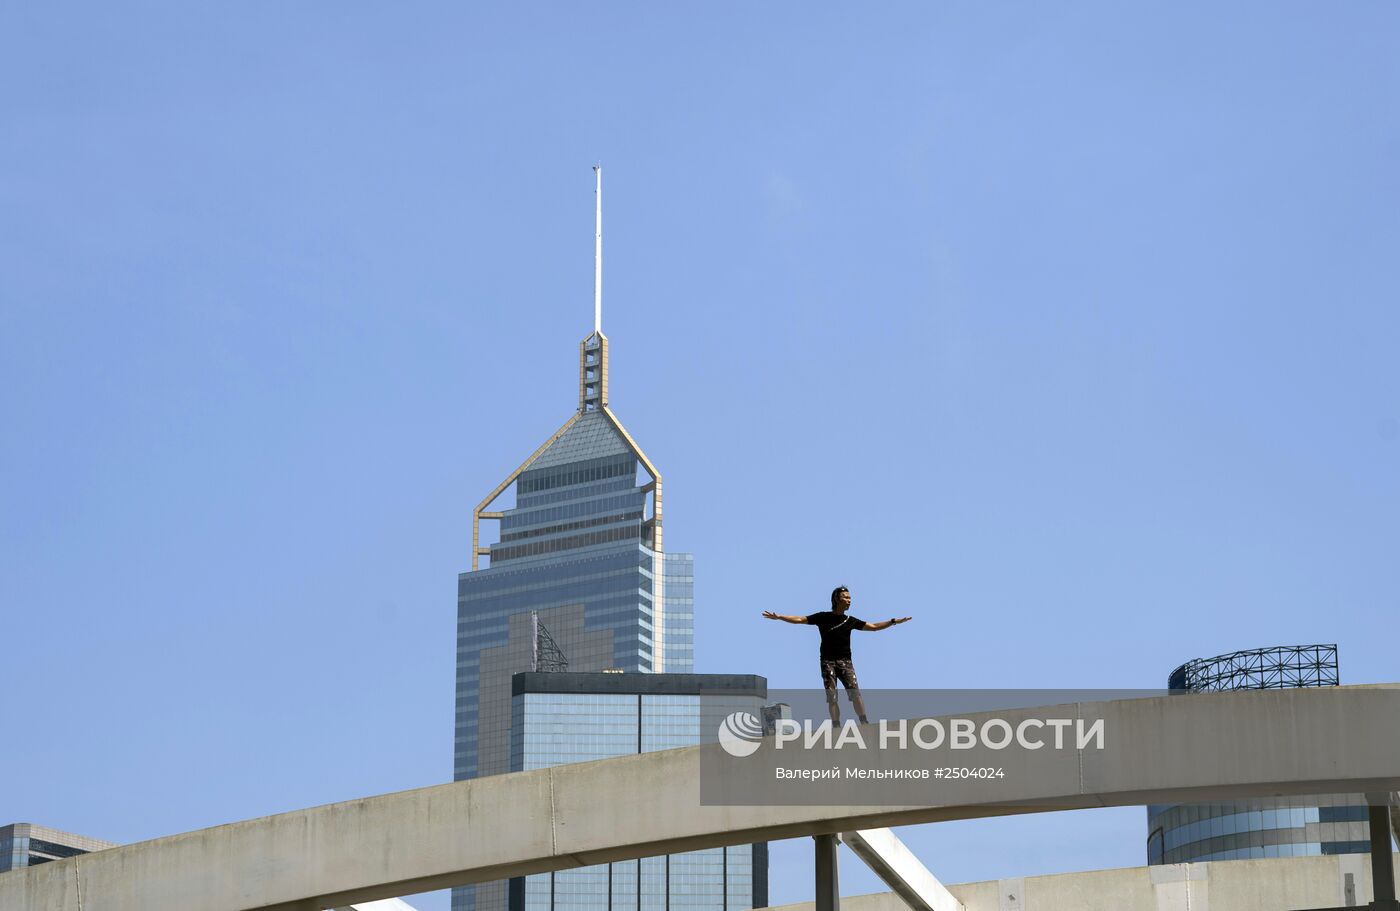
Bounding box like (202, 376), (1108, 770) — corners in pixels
(530, 410), (630, 469)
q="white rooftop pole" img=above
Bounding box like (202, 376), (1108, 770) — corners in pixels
(593, 165), (602, 334)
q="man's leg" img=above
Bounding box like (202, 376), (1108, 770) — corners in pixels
(851, 693), (870, 725)
(821, 661), (842, 725)
(839, 661), (870, 724)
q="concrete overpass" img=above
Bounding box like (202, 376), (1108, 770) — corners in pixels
(766, 852), (1400, 911)
(4, 685), (1399, 911)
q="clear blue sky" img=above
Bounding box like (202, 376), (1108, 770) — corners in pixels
(3, 3), (1398, 908)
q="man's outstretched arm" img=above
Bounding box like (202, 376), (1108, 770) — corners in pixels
(862, 616), (913, 631)
(762, 611), (809, 624)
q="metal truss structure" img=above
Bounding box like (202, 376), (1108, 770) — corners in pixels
(1168, 644), (1339, 692)
(530, 611), (569, 673)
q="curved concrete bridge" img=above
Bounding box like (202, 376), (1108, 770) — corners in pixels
(5, 686), (1399, 911)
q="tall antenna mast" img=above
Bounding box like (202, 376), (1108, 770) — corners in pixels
(593, 165), (602, 334)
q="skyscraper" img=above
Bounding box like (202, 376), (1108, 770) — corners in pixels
(509, 671), (768, 911)
(0, 823), (114, 873)
(454, 171), (697, 911)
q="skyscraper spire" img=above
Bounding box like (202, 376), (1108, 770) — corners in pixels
(580, 167), (608, 413)
(593, 165), (602, 334)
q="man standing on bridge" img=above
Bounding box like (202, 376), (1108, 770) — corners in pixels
(763, 586), (912, 726)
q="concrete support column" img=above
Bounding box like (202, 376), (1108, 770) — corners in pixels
(1370, 804), (1396, 906)
(815, 834), (839, 911)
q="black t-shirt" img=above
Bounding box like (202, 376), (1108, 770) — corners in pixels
(805, 611), (867, 661)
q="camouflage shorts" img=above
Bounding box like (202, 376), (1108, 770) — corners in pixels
(820, 659), (860, 702)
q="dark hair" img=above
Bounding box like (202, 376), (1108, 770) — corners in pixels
(831, 586), (849, 608)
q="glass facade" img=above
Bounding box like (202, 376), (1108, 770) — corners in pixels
(662, 553), (694, 673)
(1147, 796), (1375, 864)
(507, 674), (768, 911)
(0, 832), (23, 873)
(455, 332), (699, 911)
(1146, 645), (1370, 865)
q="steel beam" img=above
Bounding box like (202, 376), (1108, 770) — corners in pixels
(838, 829), (963, 911)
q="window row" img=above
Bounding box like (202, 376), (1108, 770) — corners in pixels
(504, 498), (644, 535)
(517, 476), (639, 509)
(519, 458), (637, 494)
(501, 512), (644, 544)
(492, 525), (643, 562)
